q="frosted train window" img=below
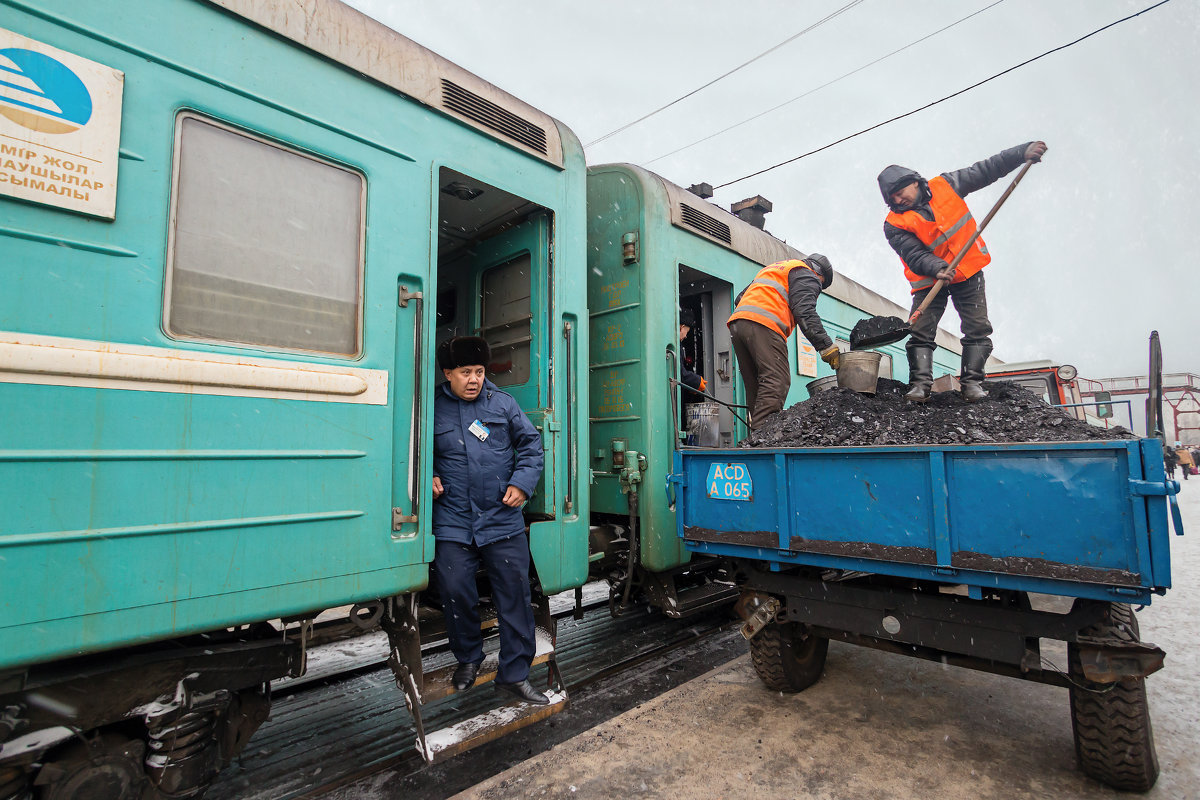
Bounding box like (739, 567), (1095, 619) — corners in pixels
(165, 114), (364, 356)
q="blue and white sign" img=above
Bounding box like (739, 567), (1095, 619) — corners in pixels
(706, 462), (753, 501)
(0, 27), (123, 218)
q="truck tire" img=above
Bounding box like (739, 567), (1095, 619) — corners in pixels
(1068, 603), (1159, 792)
(749, 621), (828, 693)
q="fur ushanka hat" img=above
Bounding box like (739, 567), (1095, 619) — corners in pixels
(437, 336), (491, 370)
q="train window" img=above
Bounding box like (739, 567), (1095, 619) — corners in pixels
(479, 253), (533, 386)
(165, 114), (365, 356)
(999, 375), (1054, 404)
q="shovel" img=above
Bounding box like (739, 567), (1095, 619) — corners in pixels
(850, 159), (1037, 350)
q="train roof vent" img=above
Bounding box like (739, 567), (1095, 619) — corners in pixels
(441, 79), (548, 155)
(679, 203), (732, 244)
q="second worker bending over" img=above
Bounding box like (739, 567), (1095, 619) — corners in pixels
(728, 254), (837, 429)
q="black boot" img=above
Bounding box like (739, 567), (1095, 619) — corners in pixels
(960, 344), (992, 402)
(452, 661), (483, 691)
(495, 679), (550, 705)
(904, 348), (934, 403)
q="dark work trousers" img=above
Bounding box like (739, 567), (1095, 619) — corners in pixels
(906, 271), (993, 353)
(432, 533), (536, 684)
(729, 319), (791, 429)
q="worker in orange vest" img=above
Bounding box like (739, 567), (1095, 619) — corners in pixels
(878, 140), (1047, 403)
(728, 255), (837, 429)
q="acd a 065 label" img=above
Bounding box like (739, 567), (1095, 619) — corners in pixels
(706, 462), (752, 501)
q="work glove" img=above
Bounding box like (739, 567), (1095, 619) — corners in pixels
(820, 345), (841, 370)
(698, 377), (708, 392)
(1025, 141), (1048, 162)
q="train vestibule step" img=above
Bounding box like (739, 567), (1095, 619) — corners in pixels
(418, 686), (569, 763)
(382, 592), (567, 764)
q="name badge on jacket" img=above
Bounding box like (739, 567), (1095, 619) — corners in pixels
(468, 419), (490, 441)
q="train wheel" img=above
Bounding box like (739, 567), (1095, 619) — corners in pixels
(1068, 603), (1159, 792)
(748, 621), (828, 693)
(36, 733), (147, 800)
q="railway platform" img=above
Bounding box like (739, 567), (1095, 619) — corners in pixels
(455, 487), (1200, 800)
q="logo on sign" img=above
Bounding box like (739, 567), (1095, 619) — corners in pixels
(0, 47), (93, 134)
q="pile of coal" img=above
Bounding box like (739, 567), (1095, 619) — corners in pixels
(742, 378), (1136, 448)
(849, 316), (907, 349)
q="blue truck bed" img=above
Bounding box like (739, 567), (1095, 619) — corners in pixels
(673, 439), (1181, 604)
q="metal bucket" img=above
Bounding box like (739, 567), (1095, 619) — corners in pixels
(806, 375), (838, 395)
(685, 402), (720, 447)
(836, 351), (883, 394)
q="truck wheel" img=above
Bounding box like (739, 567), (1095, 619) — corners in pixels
(1068, 603), (1159, 792)
(749, 621), (828, 693)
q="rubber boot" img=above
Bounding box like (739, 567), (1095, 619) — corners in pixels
(960, 344), (992, 402)
(904, 348), (934, 403)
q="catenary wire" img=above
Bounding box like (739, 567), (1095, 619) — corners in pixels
(583, 0), (866, 149)
(644, 1), (1005, 166)
(712, 0), (1173, 191)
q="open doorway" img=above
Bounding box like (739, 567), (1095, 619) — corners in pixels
(435, 167), (554, 516)
(678, 265), (737, 447)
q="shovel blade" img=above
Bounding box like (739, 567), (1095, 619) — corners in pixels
(849, 316), (911, 350)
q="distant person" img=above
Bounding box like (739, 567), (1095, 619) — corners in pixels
(878, 140), (1048, 403)
(431, 336), (548, 705)
(679, 308), (707, 401)
(728, 255), (838, 429)
(1191, 448), (1200, 476)
(1163, 442), (1178, 479)
(1175, 444), (1193, 481)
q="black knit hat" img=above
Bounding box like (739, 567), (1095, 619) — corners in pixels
(804, 253), (835, 290)
(437, 336), (490, 370)
(679, 308), (696, 328)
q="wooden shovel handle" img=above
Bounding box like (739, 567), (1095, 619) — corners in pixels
(909, 278), (946, 323)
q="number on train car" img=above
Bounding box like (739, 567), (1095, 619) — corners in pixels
(706, 463), (752, 501)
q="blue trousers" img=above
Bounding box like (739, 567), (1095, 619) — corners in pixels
(431, 533), (536, 684)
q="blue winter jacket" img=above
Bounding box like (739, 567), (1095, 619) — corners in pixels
(432, 379), (544, 546)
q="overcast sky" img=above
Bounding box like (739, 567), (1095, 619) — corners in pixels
(347, 0), (1196, 380)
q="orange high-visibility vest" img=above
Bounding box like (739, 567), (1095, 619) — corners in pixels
(886, 176), (990, 294)
(727, 260), (819, 339)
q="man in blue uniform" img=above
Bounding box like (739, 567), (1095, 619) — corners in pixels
(431, 336), (548, 705)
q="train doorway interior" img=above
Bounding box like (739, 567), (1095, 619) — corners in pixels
(679, 265), (737, 447)
(434, 167), (555, 516)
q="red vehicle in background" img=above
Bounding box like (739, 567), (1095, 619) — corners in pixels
(986, 360), (1118, 428)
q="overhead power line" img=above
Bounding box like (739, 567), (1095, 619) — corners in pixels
(584, 0), (867, 149)
(712, 0), (1173, 191)
(645, 1), (1006, 166)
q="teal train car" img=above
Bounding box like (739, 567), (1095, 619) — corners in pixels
(0, 0), (589, 793)
(584, 164), (965, 616)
